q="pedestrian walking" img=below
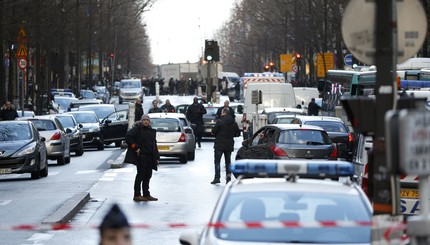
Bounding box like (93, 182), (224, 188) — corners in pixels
(234, 81), (241, 101)
(99, 203), (132, 245)
(160, 99), (175, 113)
(211, 108), (240, 184)
(216, 100), (235, 119)
(134, 98), (143, 122)
(148, 100), (163, 113)
(0, 101), (18, 121)
(307, 98), (321, 116)
(124, 114), (160, 202)
(186, 97), (206, 148)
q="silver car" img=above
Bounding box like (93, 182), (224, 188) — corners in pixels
(22, 115), (71, 165)
(148, 115), (193, 164)
(149, 113), (196, 160)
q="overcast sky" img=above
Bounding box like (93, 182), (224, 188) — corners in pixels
(144, 0), (235, 65)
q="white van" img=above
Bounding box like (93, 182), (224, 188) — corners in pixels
(118, 79), (143, 104)
(293, 87), (320, 113)
(218, 72), (240, 101)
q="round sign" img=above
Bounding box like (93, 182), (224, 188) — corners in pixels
(344, 54), (353, 66)
(292, 65), (298, 72)
(18, 58), (27, 69)
(342, 0), (427, 65)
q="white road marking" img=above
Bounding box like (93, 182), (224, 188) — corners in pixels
(26, 232), (54, 243)
(0, 200), (11, 206)
(76, 170), (99, 175)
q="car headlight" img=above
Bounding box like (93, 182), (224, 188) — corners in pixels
(89, 127), (100, 132)
(12, 142), (37, 157)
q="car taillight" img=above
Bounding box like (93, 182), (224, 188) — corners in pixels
(51, 132), (62, 140)
(270, 145), (288, 156)
(178, 133), (186, 142)
(184, 128), (193, 134)
(329, 147), (337, 159)
(348, 133), (354, 143)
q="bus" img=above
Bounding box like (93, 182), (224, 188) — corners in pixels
(319, 69), (377, 113)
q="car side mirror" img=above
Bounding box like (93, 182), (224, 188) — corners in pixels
(40, 137), (46, 142)
(78, 123), (83, 128)
(104, 119), (112, 125)
(65, 128), (72, 134)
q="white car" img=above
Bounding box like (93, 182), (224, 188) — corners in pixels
(180, 159), (373, 244)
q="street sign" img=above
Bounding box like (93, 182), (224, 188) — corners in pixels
(251, 90), (262, 104)
(399, 110), (430, 175)
(291, 65), (298, 73)
(344, 54), (353, 66)
(18, 58), (27, 70)
(317, 53), (334, 78)
(15, 44), (28, 58)
(342, 0), (427, 65)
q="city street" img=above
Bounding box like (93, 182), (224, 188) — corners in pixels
(0, 132), (243, 244)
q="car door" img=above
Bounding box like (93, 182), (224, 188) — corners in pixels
(239, 127), (272, 159)
(100, 110), (129, 142)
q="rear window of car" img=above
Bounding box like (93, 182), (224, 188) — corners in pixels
(70, 113), (98, 123)
(0, 123), (32, 141)
(304, 121), (348, 133)
(57, 116), (76, 128)
(151, 118), (181, 132)
(216, 191), (371, 243)
(278, 129), (331, 144)
(31, 119), (56, 131)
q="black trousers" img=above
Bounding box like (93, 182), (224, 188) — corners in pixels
(195, 123), (204, 144)
(134, 157), (153, 196)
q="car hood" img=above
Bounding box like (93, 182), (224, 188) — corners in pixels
(0, 140), (33, 157)
(120, 88), (141, 93)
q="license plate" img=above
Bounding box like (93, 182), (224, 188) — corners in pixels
(82, 134), (86, 139)
(0, 168), (12, 174)
(157, 145), (171, 151)
(401, 189), (419, 199)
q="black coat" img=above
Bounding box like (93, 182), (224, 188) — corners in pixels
(124, 124), (160, 170)
(211, 115), (240, 152)
(216, 106), (235, 119)
(0, 109), (18, 121)
(307, 101), (321, 116)
(134, 103), (143, 122)
(148, 107), (163, 113)
(160, 104), (175, 113)
(186, 103), (206, 125)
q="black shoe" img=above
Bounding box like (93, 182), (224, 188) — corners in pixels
(211, 179), (220, 184)
(198, 142), (201, 148)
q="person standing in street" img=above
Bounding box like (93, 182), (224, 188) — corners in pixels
(216, 100), (235, 119)
(160, 99), (175, 113)
(0, 101), (18, 121)
(186, 97), (206, 148)
(211, 108), (240, 184)
(148, 100), (163, 113)
(124, 114), (160, 202)
(99, 203), (132, 245)
(307, 98), (321, 116)
(134, 98), (143, 122)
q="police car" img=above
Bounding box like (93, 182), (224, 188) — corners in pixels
(180, 159), (373, 244)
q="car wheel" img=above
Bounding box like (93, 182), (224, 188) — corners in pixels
(75, 143), (84, 156)
(31, 155), (41, 179)
(40, 156), (48, 178)
(57, 155), (66, 165)
(179, 154), (188, 164)
(115, 140), (122, 147)
(98, 136), (105, 150)
(187, 151), (195, 161)
(65, 156), (71, 164)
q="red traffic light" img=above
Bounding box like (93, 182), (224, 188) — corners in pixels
(109, 53), (114, 58)
(269, 62), (274, 66)
(295, 53), (301, 59)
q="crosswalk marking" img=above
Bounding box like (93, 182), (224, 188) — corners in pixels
(76, 170), (99, 175)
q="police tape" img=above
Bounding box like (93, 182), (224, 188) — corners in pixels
(0, 220), (376, 231)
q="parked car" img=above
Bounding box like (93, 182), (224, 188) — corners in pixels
(149, 112), (196, 160)
(21, 115), (71, 165)
(0, 121), (48, 179)
(236, 124), (337, 161)
(65, 111), (104, 150)
(203, 104), (222, 137)
(262, 107), (306, 124)
(148, 115), (192, 163)
(51, 88), (75, 98)
(290, 116), (354, 161)
(94, 86), (110, 104)
(79, 89), (97, 100)
(271, 114), (298, 124)
(118, 79), (143, 104)
(56, 114), (84, 156)
(100, 109), (129, 147)
(53, 96), (79, 113)
(78, 104), (116, 123)
(16, 110), (35, 118)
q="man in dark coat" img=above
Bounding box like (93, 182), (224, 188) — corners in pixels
(307, 98), (321, 116)
(186, 97), (207, 148)
(0, 101), (18, 121)
(134, 98), (143, 122)
(211, 108), (240, 184)
(124, 114), (160, 202)
(160, 99), (175, 113)
(216, 100), (235, 119)
(148, 99), (163, 113)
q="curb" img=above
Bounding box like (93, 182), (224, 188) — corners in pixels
(109, 150), (127, 168)
(42, 192), (90, 224)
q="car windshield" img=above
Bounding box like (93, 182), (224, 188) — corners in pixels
(55, 97), (77, 110)
(120, 80), (141, 88)
(70, 113), (98, 123)
(304, 121), (347, 133)
(29, 119), (56, 131)
(151, 118), (181, 132)
(216, 191), (371, 243)
(57, 116), (76, 128)
(0, 123), (32, 141)
(274, 117), (295, 124)
(206, 107), (218, 115)
(79, 106), (115, 120)
(279, 129), (331, 144)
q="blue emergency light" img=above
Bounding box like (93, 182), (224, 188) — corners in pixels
(231, 159), (354, 178)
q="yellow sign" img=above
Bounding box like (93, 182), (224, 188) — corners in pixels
(280, 54), (294, 73)
(15, 44), (28, 58)
(317, 52), (335, 77)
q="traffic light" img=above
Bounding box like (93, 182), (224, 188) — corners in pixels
(295, 53), (301, 65)
(109, 53), (114, 58)
(204, 40), (220, 62)
(264, 64), (270, 71)
(269, 62), (275, 72)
